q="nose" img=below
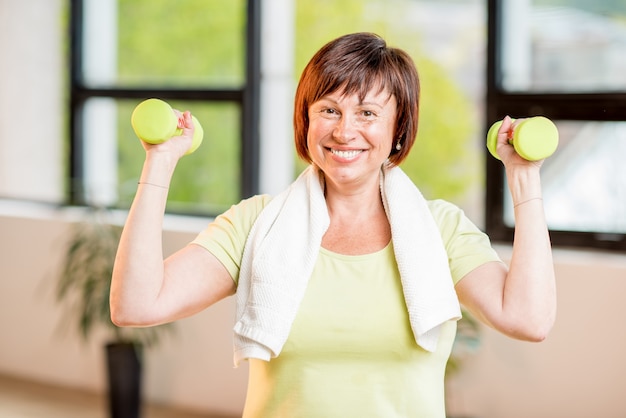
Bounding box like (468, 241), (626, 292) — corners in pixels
(333, 114), (357, 143)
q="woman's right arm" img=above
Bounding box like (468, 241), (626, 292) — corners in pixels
(110, 111), (235, 328)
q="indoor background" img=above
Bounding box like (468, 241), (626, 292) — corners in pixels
(1, 1), (625, 417)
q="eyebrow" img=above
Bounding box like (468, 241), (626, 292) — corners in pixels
(359, 101), (385, 108)
(315, 97), (387, 108)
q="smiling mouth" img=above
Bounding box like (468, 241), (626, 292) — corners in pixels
(329, 148), (363, 159)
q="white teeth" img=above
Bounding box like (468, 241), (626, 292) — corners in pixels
(331, 149), (362, 159)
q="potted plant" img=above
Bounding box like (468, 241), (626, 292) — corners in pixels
(445, 309), (482, 418)
(55, 208), (173, 418)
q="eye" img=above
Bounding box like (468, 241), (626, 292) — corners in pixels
(317, 107), (340, 118)
(358, 109), (377, 120)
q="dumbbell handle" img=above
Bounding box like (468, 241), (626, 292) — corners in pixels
(131, 98), (203, 155)
(487, 116), (558, 161)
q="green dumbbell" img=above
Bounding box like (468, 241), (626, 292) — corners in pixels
(131, 98), (203, 155)
(487, 116), (558, 161)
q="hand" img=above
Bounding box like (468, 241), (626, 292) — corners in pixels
(140, 110), (196, 160)
(495, 116), (544, 170)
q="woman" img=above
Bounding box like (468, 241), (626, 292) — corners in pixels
(111, 32), (556, 417)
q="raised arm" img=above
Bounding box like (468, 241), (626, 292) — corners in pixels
(456, 116), (557, 341)
(110, 111), (235, 328)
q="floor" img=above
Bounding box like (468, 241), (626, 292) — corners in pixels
(0, 374), (235, 418)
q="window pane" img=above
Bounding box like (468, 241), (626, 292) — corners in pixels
(499, 1), (626, 93)
(503, 120), (626, 233)
(82, 0), (246, 88)
(82, 98), (240, 215)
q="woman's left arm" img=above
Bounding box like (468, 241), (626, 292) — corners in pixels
(455, 116), (557, 342)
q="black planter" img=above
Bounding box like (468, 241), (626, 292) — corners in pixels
(105, 342), (142, 418)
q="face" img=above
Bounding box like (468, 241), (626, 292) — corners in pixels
(307, 88), (397, 190)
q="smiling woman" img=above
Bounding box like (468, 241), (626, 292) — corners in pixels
(111, 31), (555, 418)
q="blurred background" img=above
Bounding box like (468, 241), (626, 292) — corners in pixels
(1, 0), (625, 417)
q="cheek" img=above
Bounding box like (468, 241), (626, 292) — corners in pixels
(374, 124), (395, 150)
(305, 128), (319, 160)
(307, 120), (331, 145)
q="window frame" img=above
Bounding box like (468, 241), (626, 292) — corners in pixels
(68, 0), (261, 208)
(485, 0), (626, 252)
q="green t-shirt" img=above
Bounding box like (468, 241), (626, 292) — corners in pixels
(192, 195), (502, 418)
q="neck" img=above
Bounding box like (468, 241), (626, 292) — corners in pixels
(323, 175), (384, 220)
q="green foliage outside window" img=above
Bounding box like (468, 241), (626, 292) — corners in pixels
(110, 0), (478, 213)
(115, 0), (245, 214)
(117, 0), (245, 87)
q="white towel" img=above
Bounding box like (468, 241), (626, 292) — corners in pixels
(233, 164), (461, 366)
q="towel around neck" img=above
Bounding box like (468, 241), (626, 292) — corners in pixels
(233, 164), (461, 366)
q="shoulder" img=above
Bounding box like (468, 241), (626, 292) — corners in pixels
(426, 199), (502, 282)
(425, 198), (485, 244)
(426, 198), (461, 216)
(426, 199), (467, 232)
(191, 194), (273, 283)
(193, 194), (272, 249)
(222, 194), (273, 224)
(213, 194), (273, 240)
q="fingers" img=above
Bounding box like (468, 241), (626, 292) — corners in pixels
(496, 116), (543, 167)
(497, 115), (513, 143)
(495, 116), (514, 161)
(141, 109), (194, 157)
(176, 110), (193, 130)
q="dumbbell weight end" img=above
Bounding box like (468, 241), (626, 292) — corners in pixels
(487, 116), (558, 161)
(131, 98), (203, 155)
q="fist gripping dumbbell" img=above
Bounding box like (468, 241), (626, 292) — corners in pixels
(487, 116), (558, 161)
(131, 98), (204, 155)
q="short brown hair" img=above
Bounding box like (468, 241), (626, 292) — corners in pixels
(293, 32), (420, 165)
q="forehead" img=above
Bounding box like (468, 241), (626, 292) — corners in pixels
(321, 85), (395, 106)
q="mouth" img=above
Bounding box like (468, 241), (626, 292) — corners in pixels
(329, 148), (364, 160)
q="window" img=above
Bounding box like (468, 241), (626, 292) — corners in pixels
(69, 0), (260, 215)
(486, 0), (626, 251)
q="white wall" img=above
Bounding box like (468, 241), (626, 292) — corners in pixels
(0, 0), (64, 202)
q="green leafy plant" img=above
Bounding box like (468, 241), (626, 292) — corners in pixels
(55, 209), (172, 347)
(446, 309), (482, 376)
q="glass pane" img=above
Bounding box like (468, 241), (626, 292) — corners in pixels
(82, 0), (245, 88)
(503, 120), (626, 233)
(499, 1), (626, 93)
(81, 97), (240, 215)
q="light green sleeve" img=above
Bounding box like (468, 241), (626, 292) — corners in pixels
(427, 199), (504, 285)
(192, 195), (500, 286)
(191, 194), (271, 284)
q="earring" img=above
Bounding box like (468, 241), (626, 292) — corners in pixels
(395, 141), (402, 151)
